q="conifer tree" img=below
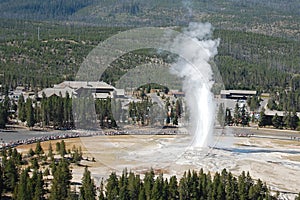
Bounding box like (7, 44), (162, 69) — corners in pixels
(60, 140), (67, 157)
(106, 172), (119, 200)
(14, 168), (32, 200)
(35, 141), (44, 156)
(3, 157), (18, 192)
(168, 176), (179, 200)
(98, 178), (106, 200)
(217, 103), (225, 127)
(49, 159), (72, 200)
(18, 93), (26, 122)
(32, 171), (45, 200)
(26, 98), (35, 128)
(80, 167), (96, 200)
(0, 165), (3, 199)
(138, 184), (146, 200)
(128, 172), (140, 200)
(143, 169), (155, 200)
(48, 142), (54, 160)
(118, 169), (129, 200)
(0, 103), (7, 128)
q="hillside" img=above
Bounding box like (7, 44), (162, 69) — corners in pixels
(0, 0), (299, 39)
(0, 19), (299, 92)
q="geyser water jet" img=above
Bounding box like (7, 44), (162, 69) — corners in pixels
(170, 22), (220, 148)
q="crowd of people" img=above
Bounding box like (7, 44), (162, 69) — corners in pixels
(0, 128), (185, 149)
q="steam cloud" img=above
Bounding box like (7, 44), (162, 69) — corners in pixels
(170, 22), (220, 147)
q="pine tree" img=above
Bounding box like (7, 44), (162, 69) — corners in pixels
(98, 178), (106, 200)
(80, 167), (96, 200)
(225, 108), (233, 125)
(217, 103), (225, 127)
(33, 171), (45, 200)
(143, 169), (155, 200)
(179, 171), (189, 200)
(168, 176), (179, 200)
(0, 103), (7, 128)
(151, 174), (164, 200)
(26, 98), (35, 128)
(128, 172), (140, 200)
(138, 185), (146, 200)
(238, 171), (247, 200)
(31, 158), (39, 170)
(14, 169), (32, 200)
(35, 141), (44, 156)
(119, 168), (130, 200)
(234, 103), (241, 125)
(41, 92), (49, 127)
(272, 113), (281, 129)
(290, 112), (299, 130)
(106, 172), (119, 200)
(241, 105), (249, 126)
(0, 165), (3, 199)
(3, 158), (18, 192)
(48, 142), (54, 160)
(18, 93), (26, 122)
(60, 140), (67, 157)
(258, 108), (267, 127)
(49, 159), (72, 200)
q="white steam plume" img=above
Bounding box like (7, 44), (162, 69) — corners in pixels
(170, 22), (220, 148)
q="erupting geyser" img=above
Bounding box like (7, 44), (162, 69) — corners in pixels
(170, 22), (220, 148)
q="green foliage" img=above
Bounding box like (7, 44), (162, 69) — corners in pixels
(0, 97), (9, 129)
(42, 94), (74, 129)
(0, 165), (3, 198)
(295, 193), (300, 200)
(267, 84), (300, 112)
(18, 94), (26, 122)
(128, 98), (153, 126)
(225, 108), (233, 126)
(217, 103), (225, 127)
(106, 172), (119, 200)
(35, 141), (44, 156)
(44, 168), (50, 176)
(95, 98), (118, 128)
(80, 167), (96, 200)
(0, 0), (299, 40)
(259, 108), (269, 127)
(32, 170), (45, 200)
(49, 158), (72, 200)
(26, 98), (35, 128)
(214, 29), (300, 91)
(247, 96), (260, 111)
(60, 140), (67, 157)
(14, 168), (32, 200)
(0, 103), (8, 129)
(71, 145), (83, 164)
(102, 169), (274, 200)
(272, 114), (282, 129)
(48, 143), (54, 160)
(31, 158), (39, 170)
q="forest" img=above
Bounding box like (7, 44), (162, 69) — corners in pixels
(0, 18), (299, 130)
(2, 141), (298, 200)
(1, 19), (299, 92)
(0, 0), (299, 40)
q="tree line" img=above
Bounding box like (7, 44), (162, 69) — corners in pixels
(258, 108), (299, 130)
(2, 140), (296, 200)
(0, 140), (85, 200)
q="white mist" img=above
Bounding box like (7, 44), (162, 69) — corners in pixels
(170, 22), (219, 148)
